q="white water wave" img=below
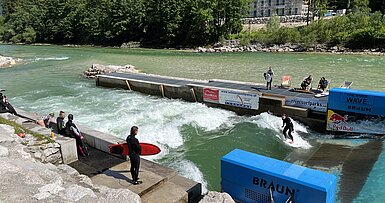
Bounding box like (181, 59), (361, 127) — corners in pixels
(249, 112), (312, 149)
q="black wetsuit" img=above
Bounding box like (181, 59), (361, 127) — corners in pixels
(0, 97), (7, 113)
(126, 135), (141, 183)
(282, 117), (294, 141)
(66, 120), (88, 156)
(57, 117), (66, 135)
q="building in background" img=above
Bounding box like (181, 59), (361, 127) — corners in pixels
(248, 0), (305, 17)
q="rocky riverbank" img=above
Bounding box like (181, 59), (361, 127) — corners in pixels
(0, 123), (141, 203)
(196, 43), (385, 56)
(84, 64), (140, 79)
(0, 55), (22, 68)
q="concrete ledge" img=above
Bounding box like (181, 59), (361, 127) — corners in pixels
(283, 105), (309, 118)
(79, 125), (123, 153)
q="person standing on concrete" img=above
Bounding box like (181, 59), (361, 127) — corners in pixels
(57, 111), (66, 135)
(126, 126), (142, 185)
(281, 114), (294, 143)
(264, 66), (274, 90)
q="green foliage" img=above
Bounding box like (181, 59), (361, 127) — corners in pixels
(229, 10), (385, 49)
(0, 0), (248, 47)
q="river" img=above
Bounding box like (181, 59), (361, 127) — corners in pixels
(1, 44), (385, 202)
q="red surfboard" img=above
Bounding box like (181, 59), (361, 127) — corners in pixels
(108, 142), (161, 156)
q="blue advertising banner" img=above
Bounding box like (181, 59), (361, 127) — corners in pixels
(328, 88), (385, 117)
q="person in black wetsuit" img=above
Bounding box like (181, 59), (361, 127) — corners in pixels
(126, 126), (142, 185)
(57, 111), (66, 135)
(0, 93), (7, 113)
(65, 114), (89, 156)
(282, 114), (294, 143)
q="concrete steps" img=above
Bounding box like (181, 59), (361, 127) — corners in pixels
(141, 181), (188, 203)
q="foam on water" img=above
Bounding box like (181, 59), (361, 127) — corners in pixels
(12, 82), (235, 193)
(33, 57), (70, 61)
(249, 112), (312, 149)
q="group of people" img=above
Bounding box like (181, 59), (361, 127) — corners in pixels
(36, 111), (89, 157)
(263, 67), (329, 92)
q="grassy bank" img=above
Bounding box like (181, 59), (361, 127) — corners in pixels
(0, 116), (53, 143)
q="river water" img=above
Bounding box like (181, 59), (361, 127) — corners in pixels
(1, 44), (385, 202)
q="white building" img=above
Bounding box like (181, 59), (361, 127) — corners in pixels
(248, 0), (305, 17)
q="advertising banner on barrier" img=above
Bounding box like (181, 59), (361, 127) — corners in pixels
(285, 97), (327, 112)
(328, 88), (385, 116)
(219, 90), (259, 110)
(203, 88), (259, 110)
(326, 88), (385, 134)
(326, 109), (385, 134)
(203, 88), (219, 103)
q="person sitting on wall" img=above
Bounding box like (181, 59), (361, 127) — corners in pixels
(37, 113), (55, 128)
(65, 114), (89, 156)
(57, 111), (66, 135)
(300, 75), (313, 90)
(317, 77), (328, 92)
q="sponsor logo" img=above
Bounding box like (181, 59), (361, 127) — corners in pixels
(252, 177), (297, 196)
(329, 113), (348, 124)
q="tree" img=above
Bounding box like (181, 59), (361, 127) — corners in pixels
(350, 0), (371, 13)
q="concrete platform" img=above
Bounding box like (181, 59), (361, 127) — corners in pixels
(70, 147), (201, 203)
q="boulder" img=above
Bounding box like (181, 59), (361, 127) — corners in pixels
(199, 191), (235, 203)
(84, 64), (140, 79)
(0, 145), (9, 157)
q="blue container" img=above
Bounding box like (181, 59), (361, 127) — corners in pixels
(328, 88), (385, 116)
(221, 149), (336, 203)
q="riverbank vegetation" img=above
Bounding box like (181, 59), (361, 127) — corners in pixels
(0, 0), (384, 49)
(0, 0), (248, 47)
(229, 0), (385, 50)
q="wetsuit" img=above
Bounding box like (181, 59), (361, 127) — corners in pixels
(126, 134), (141, 183)
(66, 120), (88, 156)
(282, 117), (294, 141)
(57, 117), (66, 135)
(0, 95), (6, 113)
(318, 79), (327, 91)
(266, 69), (274, 90)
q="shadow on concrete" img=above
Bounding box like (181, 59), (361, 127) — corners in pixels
(69, 146), (126, 178)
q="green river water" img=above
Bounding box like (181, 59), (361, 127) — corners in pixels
(1, 44), (385, 202)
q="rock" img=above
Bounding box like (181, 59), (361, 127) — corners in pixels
(199, 191), (235, 203)
(59, 184), (96, 202)
(43, 147), (60, 157)
(97, 186), (141, 203)
(57, 164), (80, 176)
(46, 153), (61, 163)
(0, 146), (9, 157)
(77, 174), (93, 187)
(0, 55), (22, 68)
(84, 64), (140, 79)
(0, 124), (16, 143)
(34, 151), (44, 161)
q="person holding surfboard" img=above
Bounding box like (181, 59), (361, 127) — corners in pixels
(281, 114), (294, 143)
(264, 66), (274, 90)
(126, 126), (142, 185)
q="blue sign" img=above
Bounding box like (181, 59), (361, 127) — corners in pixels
(221, 149), (336, 203)
(328, 88), (385, 116)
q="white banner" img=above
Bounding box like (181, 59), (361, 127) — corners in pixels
(219, 90), (259, 110)
(285, 97), (327, 112)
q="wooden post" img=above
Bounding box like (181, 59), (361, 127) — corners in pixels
(190, 88), (197, 102)
(160, 85), (165, 98)
(125, 80), (132, 91)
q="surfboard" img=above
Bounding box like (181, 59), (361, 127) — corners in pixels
(108, 142), (161, 156)
(314, 92), (329, 98)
